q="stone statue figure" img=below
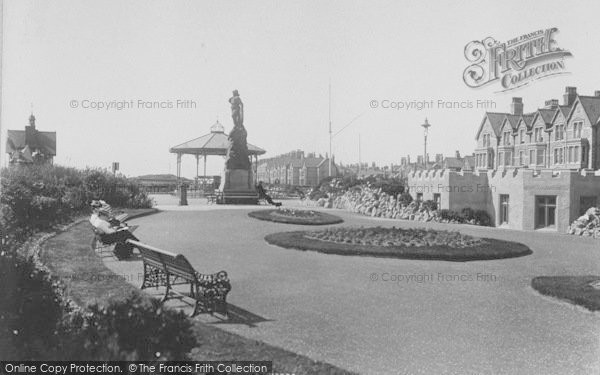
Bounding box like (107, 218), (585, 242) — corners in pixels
(229, 90), (244, 127)
(225, 90), (251, 170)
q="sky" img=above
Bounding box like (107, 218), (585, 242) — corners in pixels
(2, 0), (600, 178)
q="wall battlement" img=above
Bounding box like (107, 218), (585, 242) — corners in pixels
(408, 168), (600, 183)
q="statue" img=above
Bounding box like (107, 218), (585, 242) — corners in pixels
(218, 89), (258, 204)
(229, 89), (244, 127)
(225, 90), (251, 170)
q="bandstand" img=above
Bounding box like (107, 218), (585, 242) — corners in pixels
(169, 121), (266, 191)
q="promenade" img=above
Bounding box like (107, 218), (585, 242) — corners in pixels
(107, 197), (600, 374)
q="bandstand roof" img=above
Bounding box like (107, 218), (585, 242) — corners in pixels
(169, 121), (266, 156)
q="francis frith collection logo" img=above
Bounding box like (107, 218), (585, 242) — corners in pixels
(463, 28), (572, 92)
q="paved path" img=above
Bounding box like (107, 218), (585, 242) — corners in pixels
(110, 205), (600, 374)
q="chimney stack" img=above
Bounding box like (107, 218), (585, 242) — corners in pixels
(455, 150), (461, 158)
(510, 97), (523, 115)
(544, 99), (559, 109)
(595, 90), (600, 97)
(563, 86), (577, 106)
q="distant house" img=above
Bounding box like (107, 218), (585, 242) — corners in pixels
(133, 174), (194, 193)
(257, 150), (338, 187)
(6, 114), (56, 165)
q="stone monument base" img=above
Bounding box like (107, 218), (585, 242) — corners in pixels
(218, 169), (258, 204)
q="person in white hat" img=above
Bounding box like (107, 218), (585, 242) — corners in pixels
(90, 201), (139, 259)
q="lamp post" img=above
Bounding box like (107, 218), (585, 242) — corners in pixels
(421, 118), (431, 169)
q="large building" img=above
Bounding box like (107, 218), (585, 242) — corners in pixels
(408, 87), (600, 232)
(6, 114), (56, 165)
(257, 150), (337, 187)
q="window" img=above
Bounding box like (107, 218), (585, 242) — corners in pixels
(555, 124), (565, 140)
(534, 127), (543, 142)
(416, 193), (423, 202)
(519, 151), (525, 166)
(482, 133), (492, 148)
(554, 148), (564, 164)
(504, 151), (512, 166)
(537, 149), (545, 165)
(536, 196), (557, 229)
(573, 121), (583, 138)
(529, 150), (535, 165)
(520, 129), (525, 143)
(500, 195), (509, 224)
(503, 131), (511, 145)
(433, 193), (441, 209)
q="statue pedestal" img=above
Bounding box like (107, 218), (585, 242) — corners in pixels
(218, 169), (258, 204)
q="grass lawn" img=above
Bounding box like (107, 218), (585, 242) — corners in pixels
(265, 228), (532, 261)
(249, 208), (343, 225)
(531, 276), (600, 311)
(40, 209), (354, 374)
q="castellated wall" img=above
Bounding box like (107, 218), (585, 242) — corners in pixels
(408, 168), (600, 231)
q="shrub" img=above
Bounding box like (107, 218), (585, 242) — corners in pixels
(473, 210), (491, 226)
(0, 253), (196, 360)
(398, 192), (413, 206)
(64, 293), (197, 360)
(421, 200), (438, 211)
(0, 253), (70, 360)
(438, 209), (465, 223)
(371, 178), (405, 197)
(461, 207), (475, 221)
(1, 164), (153, 242)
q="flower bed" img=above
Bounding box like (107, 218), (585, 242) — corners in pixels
(248, 208), (343, 225)
(532, 276), (600, 311)
(265, 226), (532, 261)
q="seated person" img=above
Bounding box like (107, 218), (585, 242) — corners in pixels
(90, 201), (139, 260)
(256, 181), (282, 207)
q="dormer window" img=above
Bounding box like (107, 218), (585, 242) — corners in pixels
(520, 129), (525, 143)
(555, 124), (565, 141)
(503, 131), (511, 145)
(534, 127), (543, 142)
(573, 121), (583, 138)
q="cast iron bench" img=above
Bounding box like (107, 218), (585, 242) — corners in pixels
(128, 239), (230, 317)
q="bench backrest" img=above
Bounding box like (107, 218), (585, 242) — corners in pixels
(128, 239), (196, 281)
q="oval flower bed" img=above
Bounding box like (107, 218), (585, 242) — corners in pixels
(249, 208), (343, 225)
(265, 226), (532, 261)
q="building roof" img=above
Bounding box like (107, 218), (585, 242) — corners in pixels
(442, 157), (465, 169)
(475, 112), (508, 139)
(537, 108), (555, 124)
(169, 124), (266, 156)
(6, 127), (57, 158)
(518, 113), (536, 131)
(504, 114), (521, 131)
(575, 96), (600, 125)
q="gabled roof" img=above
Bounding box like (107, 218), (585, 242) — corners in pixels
(551, 105), (571, 124)
(475, 112), (508, 140)
(504, 114), (521, 131)
(568, 95), (600, 125)
(518, 114), (536, 131)
(170, 130), (266, 156)
(537, 108), (555, 124)
(6, 128), (57, 156)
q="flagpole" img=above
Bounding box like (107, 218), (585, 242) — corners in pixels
(328, 80), (332, 177)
